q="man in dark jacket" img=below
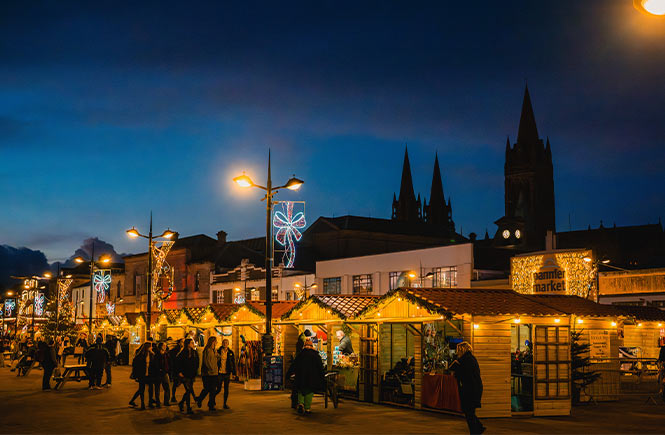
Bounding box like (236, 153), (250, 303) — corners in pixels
(291, 330), (312, 408)
(451, 342), (485, 434)
(37, 340), (57, 391)
(176, 338), (199, 414)
(85, 336), (110, 390)
(216, 338), (236, 409)
(287, 338), (325, 415)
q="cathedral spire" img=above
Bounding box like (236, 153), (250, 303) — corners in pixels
(398, 146), (416, 203)
(423, 152), (455, 233)
(392, 146), (422, 222)
(517, 84), (539, 145)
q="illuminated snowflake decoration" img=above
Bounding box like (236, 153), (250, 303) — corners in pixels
(3, 299), (15, 317)
(106, 302), (115, 316)
(273, 201), (306, 268)
(34, 293), (45, 316)
(93, 271), (112, 303)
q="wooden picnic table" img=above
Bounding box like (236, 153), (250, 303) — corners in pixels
(53, 364), (89, 390)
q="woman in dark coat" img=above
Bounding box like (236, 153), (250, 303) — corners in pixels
(287, 338), (325, 415)
(451, 341), (485, 434)
(176, 338), (199, 414)
(129, 342), (153, 410)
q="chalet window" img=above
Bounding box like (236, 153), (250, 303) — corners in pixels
(432, 266), (457, 288)
(352, 274), (372, 294)
(323, 277), (342, 295)
(534, 325), (570, 399)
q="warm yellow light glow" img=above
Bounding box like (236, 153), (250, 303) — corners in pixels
(638, 323), (643, 327)
(658, 323), (663, 327)
(377, 312), (381, 317)
(311, 283), (318, 289)
(100, 255), (111, 264)
(285, 176), (304, 191)
(294, 283), (301, 288)
(554, 318), (560, 323)
(514, 318), (521, 324)
(162, 229), (175, 239)
(408, 272), (417, 279)
(583, 256), (592, 263)
(126, 228), (140, 238)
(65, 274), (73, 278)
(233, 174), (253, 188)
(397, 297), (402, 301)
(642, 0), (665, 15)
(473, 323), (479, 329)
(74, 257), (85, 263)
(5, 291), (14, 297)
(43, 272), (52, 278)
(514, 229), (521, 239)
(577, 318), (584, 324)
(611, 321), (617, 327)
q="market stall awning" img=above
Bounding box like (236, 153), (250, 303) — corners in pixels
(525, 294), (623, 317)
(246, 301), (298, 319)
(281, 294), (379, 322)
(182, 306), (208, 323)
(357, 288), (566, 319)
(613, 305), (665, 321)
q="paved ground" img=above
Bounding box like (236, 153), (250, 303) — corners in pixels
(0, 365), (664, 434)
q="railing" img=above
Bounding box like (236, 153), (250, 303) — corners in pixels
(580, 358), (663, 404)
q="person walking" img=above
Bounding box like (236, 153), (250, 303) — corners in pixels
(216, 338), (236, 410)
(176, 338), (199, 414)
(38, 340), (57, 391)
(288, 338), (325, 415)
(168, 339), (183, 403)
(75, 333), (88, 364)
(102, 335), (115, 387)
(129, 342), (153, 410)
(291, 330), (312, 408)
(450, 342), (485, 435)
(85, 336), (110, 390)
(197, 336), (220, 411)
(152, 342), (171, 406)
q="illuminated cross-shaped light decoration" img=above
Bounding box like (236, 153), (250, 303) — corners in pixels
(273, 201), (306, 268)
(106, 302), (115, 316)
(93, 271), (112, 304)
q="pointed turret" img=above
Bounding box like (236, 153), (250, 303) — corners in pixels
(423, 153), (455, 233)
(517, 85), (539, 146)
(392, 146), (422, 222)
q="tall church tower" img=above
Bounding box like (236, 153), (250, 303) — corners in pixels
(494, 86), (555, 249)
(392, 147), (422, 222)
(424, 153), (455, 234)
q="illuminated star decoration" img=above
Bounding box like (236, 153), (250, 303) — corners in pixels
(106, 302), (115, 316)
(3, 299), (15, 317)
(273, 201), (306, 268)
(34, 293), (45, 316)
(93, 271), (112, 303)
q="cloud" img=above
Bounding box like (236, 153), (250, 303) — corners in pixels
(0, 245), (49, 290)
(65, 237), (126, 266)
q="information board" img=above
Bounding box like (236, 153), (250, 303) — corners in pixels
(263, 355), (283, 391)
(589, 330), (611, 359)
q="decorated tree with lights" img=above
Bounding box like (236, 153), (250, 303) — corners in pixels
(41, 299), (78, 343)
(571, 330), (601, 404)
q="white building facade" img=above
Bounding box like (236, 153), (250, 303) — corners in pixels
(314, 243), (474, 296)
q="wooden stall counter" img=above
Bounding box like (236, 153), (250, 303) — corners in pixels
(421, 373), (462, 412)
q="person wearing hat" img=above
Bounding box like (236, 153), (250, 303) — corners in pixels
(291, 329), (312, 408)
(288, 338), (325, 415)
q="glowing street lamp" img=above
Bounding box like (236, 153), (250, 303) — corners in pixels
(233, 150), (304, 357)
(634, 0), (665, 16)
(126, 214), (176, 335)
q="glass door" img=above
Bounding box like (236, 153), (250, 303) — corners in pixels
(511, 324), (534, 412)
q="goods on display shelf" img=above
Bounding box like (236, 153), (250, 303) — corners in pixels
(381, 357), (415, 405)
(422, 321), (460, 374)
(238, 340), (262, 381)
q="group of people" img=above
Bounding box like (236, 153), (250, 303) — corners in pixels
(129, 336), (236, 414)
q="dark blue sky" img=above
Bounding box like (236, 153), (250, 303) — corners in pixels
(1, 1), (664, 263)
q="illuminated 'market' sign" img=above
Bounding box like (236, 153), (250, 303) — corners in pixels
(533, 258), (566, 294)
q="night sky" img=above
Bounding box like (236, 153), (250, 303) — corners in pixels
(1, 1), (664, 263)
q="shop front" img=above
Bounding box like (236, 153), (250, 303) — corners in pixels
(278, 295), (377, 398)
(355, 287), (572, 418)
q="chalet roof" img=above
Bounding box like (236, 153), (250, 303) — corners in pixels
(162, 309), (181, 324)
(125, 312), (141, 326)
(394, 288), (565, 317)
(183, 306), (208, 323)
(613, 305), (665, 321)
(246, 301), (298, 319)
(209, 304), (242, 322)
(525, 294), (621, 317)
(282, 294), (379, 320)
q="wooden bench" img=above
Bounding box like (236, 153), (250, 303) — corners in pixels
(53, 364), (89, 390)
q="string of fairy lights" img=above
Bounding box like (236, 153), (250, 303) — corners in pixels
(511, 249), (597, 298)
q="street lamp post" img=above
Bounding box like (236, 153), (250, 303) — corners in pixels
(233, 150), (303, 356)
(74, 246), (111, 334)
(126, 214), (175, 339)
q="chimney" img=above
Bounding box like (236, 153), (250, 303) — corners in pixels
(545, 230), (556, 251)
(216, 230), (227, 246)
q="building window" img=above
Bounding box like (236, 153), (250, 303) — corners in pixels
(389, 271), (405, 290)
(250, 288), (260, 301)
(272, 288), (279, 301)
(195, 272), (200, 292)
(432, 266), (457, 288)
(352, 274), (372, 294)
(323, 277), (342, 295)
(213, 290), (224, 304)
(117, 281), (122, 298)
(133, 273), (140, 295)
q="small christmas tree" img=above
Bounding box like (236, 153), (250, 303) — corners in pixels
(41, 299), (78, 344)
(571, 329), (601, 404)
